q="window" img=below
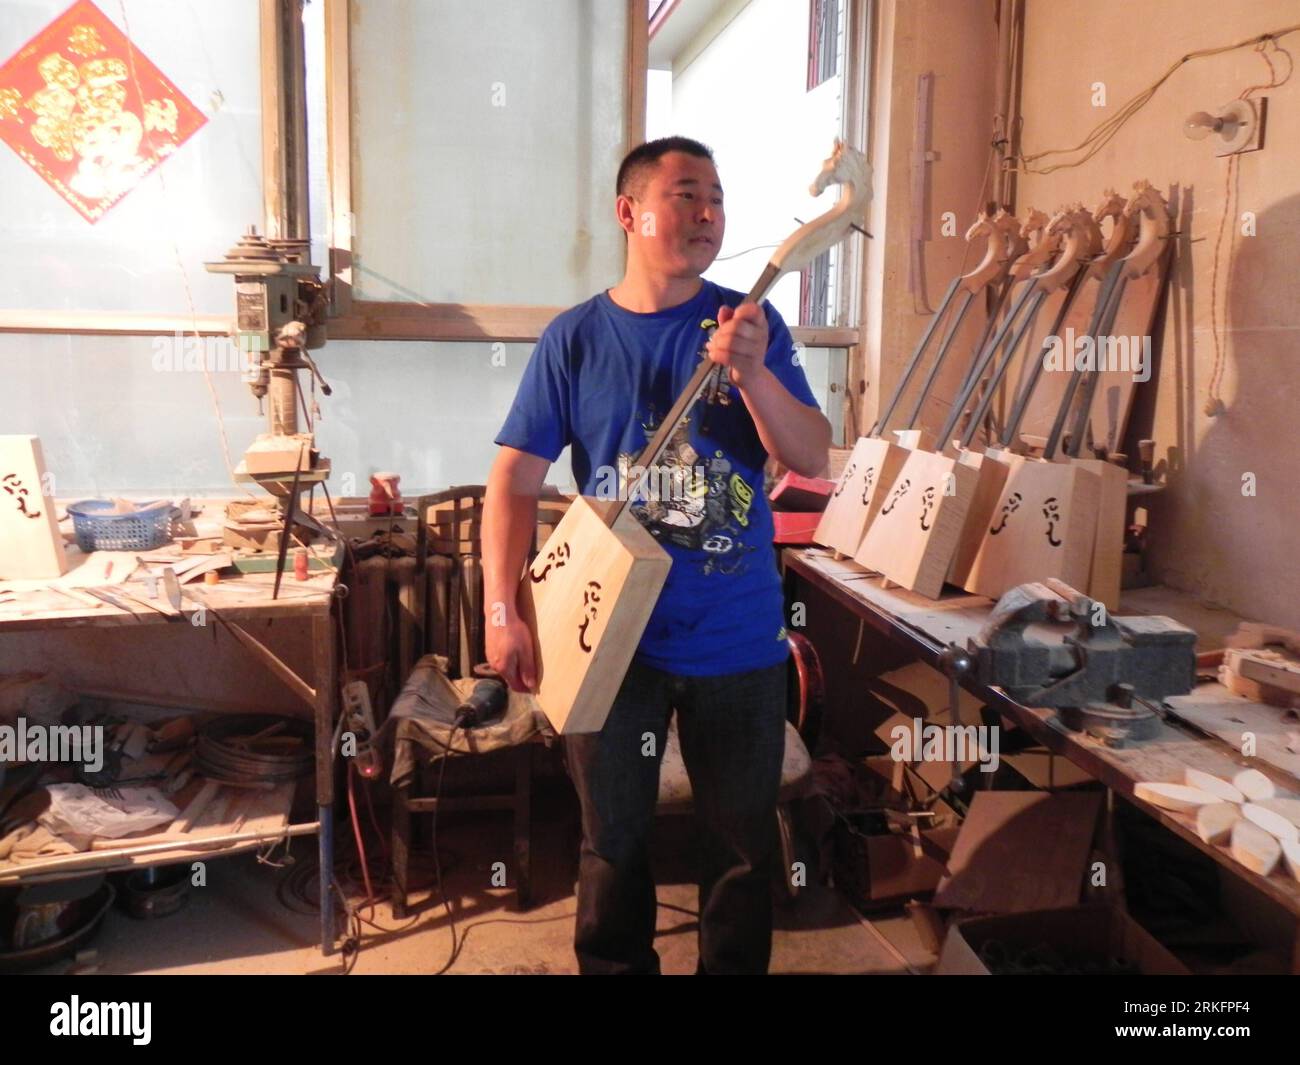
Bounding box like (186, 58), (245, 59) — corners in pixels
(807, 0), (841, 91)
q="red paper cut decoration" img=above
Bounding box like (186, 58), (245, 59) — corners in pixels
(0, 0), (207, 223)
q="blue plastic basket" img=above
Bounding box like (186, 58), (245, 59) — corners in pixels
(66, 499), (174, 552)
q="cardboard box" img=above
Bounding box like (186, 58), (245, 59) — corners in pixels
(933, 791), (1102, 914)
(832, 757), (960, 909)
(936, 905), (1189, 975)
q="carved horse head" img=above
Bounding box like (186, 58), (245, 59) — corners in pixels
(1121, 180), (1172, 277)
(769, 139), (872, 279)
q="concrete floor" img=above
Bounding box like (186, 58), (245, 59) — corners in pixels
(34, 784), (936, 976)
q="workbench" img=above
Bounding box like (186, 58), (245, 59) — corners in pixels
(782, 546), (1300, 971)
(0, 529), (341, 956)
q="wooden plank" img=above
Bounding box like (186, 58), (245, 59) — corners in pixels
(1164, 687), (1300, 782)
(328, 303), (564, 343)
(0, 436), (68, 579)
(0, 310), (229, 336)
(517, 496), (671, 734)
(933, 792), (1103, 913)
(1081, 460), (1128, 610)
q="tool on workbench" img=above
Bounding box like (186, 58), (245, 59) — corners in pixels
(81, 587), (145, 620)
(938, 643), (977, 800)
(814, 207), (1023, 558)
(453, 672), (509, 730)
(272, 448), (305, 600)
(205, 227), (331, 551)
(967, 578), (1196, 746)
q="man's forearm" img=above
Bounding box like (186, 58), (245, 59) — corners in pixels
(738, 367), (832, 477)
(482, 474), (539, 619)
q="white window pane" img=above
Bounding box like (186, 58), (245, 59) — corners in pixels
(2, 331), (554, 497)
(0, 1), (262, 315)
(350, 0), (629, 306)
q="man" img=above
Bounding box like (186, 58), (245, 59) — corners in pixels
(482, 136), (831, 974)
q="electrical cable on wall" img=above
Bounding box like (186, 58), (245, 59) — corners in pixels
(1205, 37), (1293, 415)
(1007, 23), (1300, 176)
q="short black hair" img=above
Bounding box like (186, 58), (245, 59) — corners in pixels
(616, 136), (715, 198)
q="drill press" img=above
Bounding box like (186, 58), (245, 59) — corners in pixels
(205, 227), (331, 550)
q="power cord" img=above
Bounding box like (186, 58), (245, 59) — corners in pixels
(1009, 23), (1300, 175)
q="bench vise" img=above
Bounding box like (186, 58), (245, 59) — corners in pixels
(967, 579), (1197, 743)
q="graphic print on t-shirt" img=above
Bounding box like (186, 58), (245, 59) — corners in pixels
(615, 318), (760, 577)
(618, 408), (760, 576)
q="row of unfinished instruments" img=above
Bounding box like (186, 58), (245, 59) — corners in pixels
(814, 180), (1174, 609)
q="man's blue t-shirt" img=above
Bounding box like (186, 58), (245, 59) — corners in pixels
(495, 279), (820, 676)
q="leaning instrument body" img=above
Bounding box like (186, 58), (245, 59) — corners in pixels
(814, 208), (1021, 559)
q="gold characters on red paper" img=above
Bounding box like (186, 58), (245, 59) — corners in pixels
(0, 0), (206, 222)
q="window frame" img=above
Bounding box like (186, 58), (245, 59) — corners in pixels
(0, 0), (870, 355)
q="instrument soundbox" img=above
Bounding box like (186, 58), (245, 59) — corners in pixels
(521, 141), (872, 734)
(852, 209), (1074, 597)
(947, 205), (1103, 589)
(813, 208), (1021, 558)
(0, 435), (68, 580)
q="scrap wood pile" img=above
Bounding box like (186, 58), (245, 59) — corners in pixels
(0, 673), (309, 867)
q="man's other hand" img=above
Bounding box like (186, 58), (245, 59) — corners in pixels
(707, 303), (769, 389)
(487, 612), (539, 693)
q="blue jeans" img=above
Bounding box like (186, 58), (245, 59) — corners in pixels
(562, 657), (788, 974)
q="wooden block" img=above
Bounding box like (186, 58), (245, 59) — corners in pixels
(813, 436), (908, 557)
(1282, 839), (1300, 882)
(855, 449), (979, 599)
(242, 433), (315, 474)
(1256, 797), (1300, 830)
(1079, 459), (1127, 611)
(962, 457), (1100, 601)
(1229, 647), (1300, 697)
(1133, 781), (1223, 812)
(1195, 803), (1239, 845)
(517, 496), (671, 734)
(1184, 767), (1245, 805)
(1230, 819), (1280, 877)
(1233, 768), (1275, 802)
(0, 435), (68, 579)
(769, 471), (833, 512)
(1241, 803), (1299, 844)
